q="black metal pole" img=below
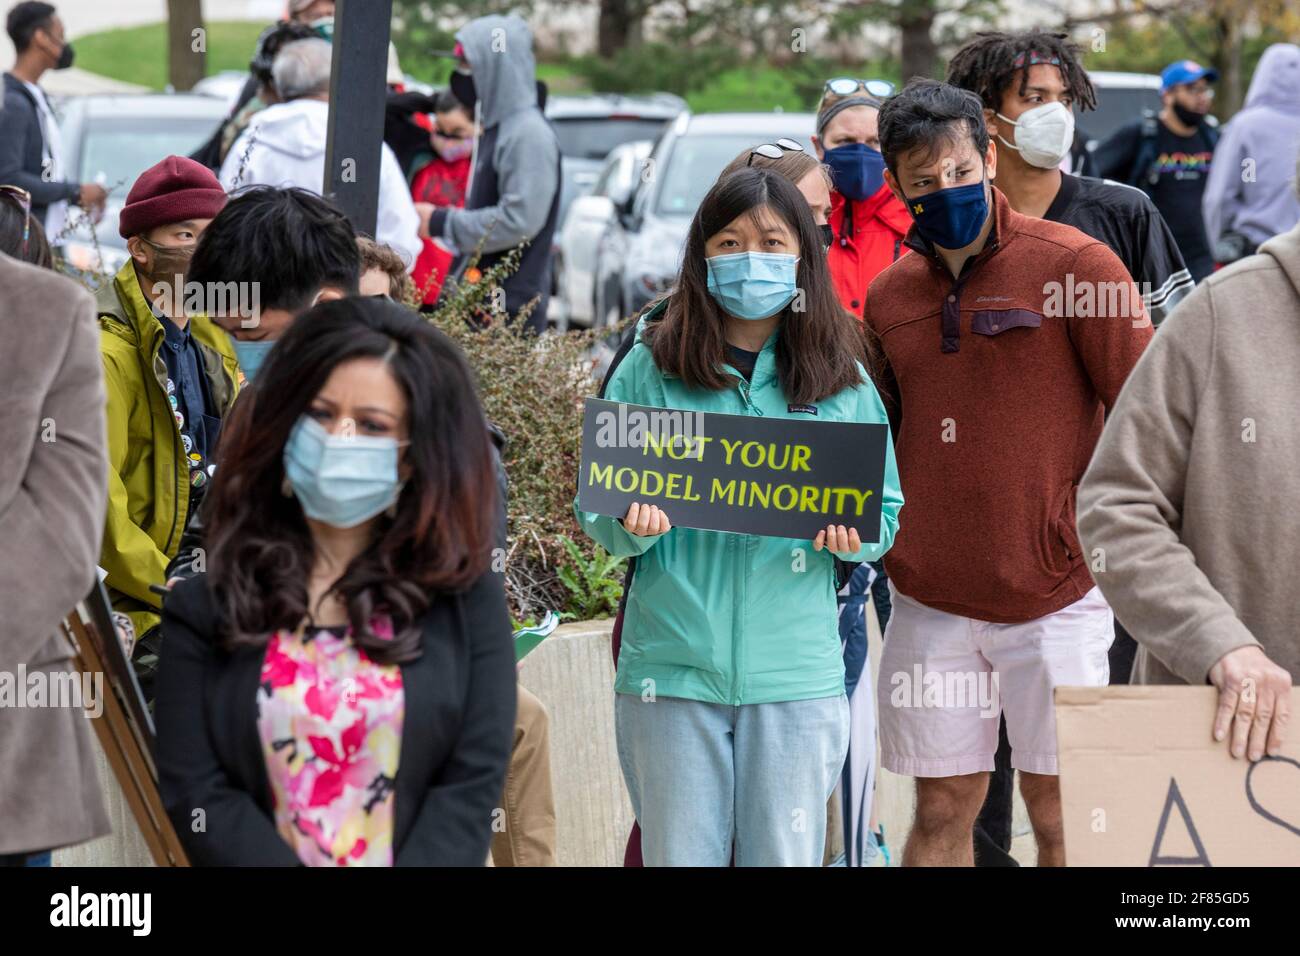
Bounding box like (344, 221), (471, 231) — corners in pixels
(322, 0), (394, 239)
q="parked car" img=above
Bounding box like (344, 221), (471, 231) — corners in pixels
(581, 110), (816, 331)
(555, 139), (654, 329)
(192, 67), (436, 111)
(1077, 71), (1164, 151)
(57, 93), (231, 281)
(190, 70), (250, 111)
(544, 92), (685, 326)
(545, 92), (686, 230)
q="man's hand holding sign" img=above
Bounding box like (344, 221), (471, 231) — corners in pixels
(581, 398), (888, 550)
(1209, 645), (1292, 762)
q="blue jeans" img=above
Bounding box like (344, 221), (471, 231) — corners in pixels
(615, 692), (850, 866)
(0, 851), (51, 866)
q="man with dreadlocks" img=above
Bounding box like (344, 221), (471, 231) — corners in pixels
(944, 28), (1188, 866)
(947, 30), (1193, 328)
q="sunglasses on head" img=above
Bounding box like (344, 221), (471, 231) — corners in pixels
(747, 138), (805, 166)
(824, 78), (895, 100)
(0, 185), (32, 259)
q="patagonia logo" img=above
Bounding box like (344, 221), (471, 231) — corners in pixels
(787, 403), (818, 415)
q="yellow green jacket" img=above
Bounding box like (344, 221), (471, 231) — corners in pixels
(96, 260), (240, 640)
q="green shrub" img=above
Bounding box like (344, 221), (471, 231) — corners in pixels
(555, 536), (625, 622)
(568, 42), (742, 97)
(423, 245), (629, 624)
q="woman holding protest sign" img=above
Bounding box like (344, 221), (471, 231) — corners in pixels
(577, 167), (903, 867)
(155, 296), (516, 866)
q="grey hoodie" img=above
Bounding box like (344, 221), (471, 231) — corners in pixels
(429, 15), (561, 330)
(1078, 222), (1300, 686)
(1202, 43), (1300, 248)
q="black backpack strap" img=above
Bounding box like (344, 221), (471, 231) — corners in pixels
(1129, 111), (1161, 193)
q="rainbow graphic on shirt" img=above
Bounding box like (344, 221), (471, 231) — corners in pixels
(1153, 151), (1213, 175)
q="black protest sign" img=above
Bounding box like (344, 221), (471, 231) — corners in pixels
(578, 398), (888, 540)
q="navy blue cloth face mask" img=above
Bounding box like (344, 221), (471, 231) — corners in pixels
(823, 143), (886, 202)
(898, 176), (990, 250)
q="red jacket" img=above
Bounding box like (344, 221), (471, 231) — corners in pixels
(827, 184), (913, 320)
(863, 188), (1152, 623)
(410, 154), (471, 306)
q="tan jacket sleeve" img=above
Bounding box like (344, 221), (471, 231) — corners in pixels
(1077, 284), (1261, 684)
(0, 281), (108, 670)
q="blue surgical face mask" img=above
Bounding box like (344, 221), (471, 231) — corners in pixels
(283, 415), (405, 529)
(899, 176), (990, 250)
(823, 143), (886, 202)
(232, 338), (275, 382)
(705, 251), (800, 321)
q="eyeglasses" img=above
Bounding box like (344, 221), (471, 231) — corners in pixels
(824, 78), (895, 100)
(0, 185), (32, 259)
(747, 138), (805, 166)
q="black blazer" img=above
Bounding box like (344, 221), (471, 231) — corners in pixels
(0, 73), (81, 225)
(155, 568), (517, 866)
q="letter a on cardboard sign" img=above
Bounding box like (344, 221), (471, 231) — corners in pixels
(1148, 777), (1212, 867)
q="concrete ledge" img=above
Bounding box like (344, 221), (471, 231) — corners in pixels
(52, 740), (154, 867)
(518, 617), (631, 867)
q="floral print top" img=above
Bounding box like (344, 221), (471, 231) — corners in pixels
(256, 617), (404, 866)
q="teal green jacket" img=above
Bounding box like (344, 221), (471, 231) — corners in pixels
(576, 305), (903, 706)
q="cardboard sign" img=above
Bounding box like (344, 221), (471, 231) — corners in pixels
(578, 398), (888, 540)
(1056, 685), (1300, 867)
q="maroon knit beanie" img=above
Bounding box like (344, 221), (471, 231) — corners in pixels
(118, 155), (227, 238)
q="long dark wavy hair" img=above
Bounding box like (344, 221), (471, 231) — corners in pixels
(641, 166), (864, 404)
(205, 297), (499, 664)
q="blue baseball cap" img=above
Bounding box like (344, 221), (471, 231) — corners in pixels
(1161, 60), (1219, 91)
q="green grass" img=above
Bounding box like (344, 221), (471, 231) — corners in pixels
(527, 62), (814, 112)
(75, 22), (868, 116)
(535, 62), (591, 94)
(683, 66), (810, 114)
(74, 21), (267, 90)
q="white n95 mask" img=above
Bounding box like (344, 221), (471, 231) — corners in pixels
(995, 101), (1075, 170)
